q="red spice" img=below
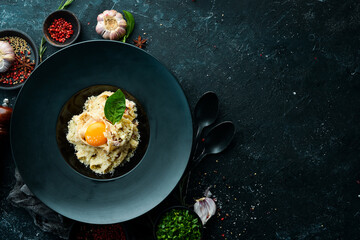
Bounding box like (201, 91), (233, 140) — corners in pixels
(48, 18), (74, 43)
(221, 217), (224, 221)
(133, 35), (147, 49)
(0, 53), (34, 85)
(73, 223), (126, 240)
(201, 138), (205, 142)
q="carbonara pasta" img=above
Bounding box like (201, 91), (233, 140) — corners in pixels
(66, 91), (140, 174)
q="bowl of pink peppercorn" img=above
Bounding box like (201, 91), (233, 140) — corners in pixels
(43, 9), (80, 47)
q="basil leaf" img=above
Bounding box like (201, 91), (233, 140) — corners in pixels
(121, 10), (135, 43)
(104, 89), (126, 124)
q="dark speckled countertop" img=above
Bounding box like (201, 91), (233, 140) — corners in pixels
(1, 0), (360, 239)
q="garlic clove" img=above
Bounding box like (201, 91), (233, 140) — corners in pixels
(97, 14), (104, 22)
(95, 22), (106, 35)
(0, 41), (15, 73)
(109, 10), (118, 17)
(109, 31), (120, 41)
(115, 12), (122, 18)
(102, 31), (111, 40)
(104, 10), (113, 16)
(115, 27), (126, 37)
(194, 196), (216, 225)
(119, 20), (127, 29)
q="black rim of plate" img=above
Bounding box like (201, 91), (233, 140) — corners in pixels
(11, 40), (193, 224)
(0, 29), (39, 90)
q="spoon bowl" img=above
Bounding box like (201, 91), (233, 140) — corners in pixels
(204, 121), (235, 155)
(194, 91), (219, 138)
(191, 121), (235, 170)
(192, 92), (219, 156)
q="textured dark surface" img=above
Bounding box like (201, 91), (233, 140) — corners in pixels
(1, 0), (360, 239)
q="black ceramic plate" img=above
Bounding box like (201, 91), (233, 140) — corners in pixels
(11, 40), (193, 224)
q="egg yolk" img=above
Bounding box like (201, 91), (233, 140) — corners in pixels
(85, 122), (107, 146)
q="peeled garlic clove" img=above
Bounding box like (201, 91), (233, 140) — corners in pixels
(194, 196), (216, 225)
(96, 10), (127, 40)
(0, 41), (15, 73)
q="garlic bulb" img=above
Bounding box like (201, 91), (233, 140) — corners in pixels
(0, 41), (15, 73)
(194, 189), (216, 225)
(96, 10), (127, 40)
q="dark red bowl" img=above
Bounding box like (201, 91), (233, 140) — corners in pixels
(43, 9), (80, 47)
(69, 222), (128, 240)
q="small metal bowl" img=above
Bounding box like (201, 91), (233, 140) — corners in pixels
(43, 9), (81, 47)
(0, 29), (39, 90)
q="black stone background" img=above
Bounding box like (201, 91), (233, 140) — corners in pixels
(1, 0), (360, 239)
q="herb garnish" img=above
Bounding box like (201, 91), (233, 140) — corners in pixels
(121, 10), (135, 43)
(57, 0), (75, 10)
(39, 0), (75, 62)
(39, 37), (47, 62)
(156, 209), (202, 240)
(104, 89), (126, 124)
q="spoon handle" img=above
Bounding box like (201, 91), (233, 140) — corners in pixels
(182, 151), (207, 203)
(191, 125), (204, 158)
(189, 151), (207, 173)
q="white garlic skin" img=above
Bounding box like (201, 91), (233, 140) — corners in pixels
(194, 197), (216, 225)
(96, 10), (127, 40)
(0, 41), (15, 73)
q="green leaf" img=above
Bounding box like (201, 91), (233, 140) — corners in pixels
(104, 89), (126, 124)
(57, 0), (65, 9)
(58, 0), (74, 10)
(39, 37), (47, 62)
(121, 10), (135, 43)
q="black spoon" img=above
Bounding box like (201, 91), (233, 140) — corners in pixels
(190, 121), (235, 171)
(192, 92), (219, 155)
(182, 121), (235, 203)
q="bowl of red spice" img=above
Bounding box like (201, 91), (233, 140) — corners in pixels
(69, 222), (128, 240)
(43, 9), (80, 47)
(0, 29), (39, 90)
